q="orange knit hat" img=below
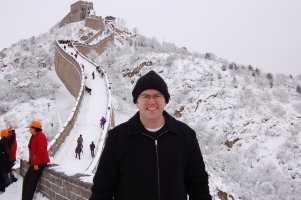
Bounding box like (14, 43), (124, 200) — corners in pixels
(1, 129), (10, 138)
(26, 120), (42, 129)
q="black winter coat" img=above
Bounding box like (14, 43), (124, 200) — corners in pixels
(90, 111), (211, 200)
(0, 141), (11, 173)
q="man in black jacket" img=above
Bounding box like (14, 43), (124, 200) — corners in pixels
(90, 70), (211, 200)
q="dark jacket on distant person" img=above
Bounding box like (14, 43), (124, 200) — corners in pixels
(75, 144), (82, 154)
(90, 111), (211, 200)
(0, 141), (11, 173)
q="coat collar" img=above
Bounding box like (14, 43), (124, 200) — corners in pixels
(127, 111), (180, 135)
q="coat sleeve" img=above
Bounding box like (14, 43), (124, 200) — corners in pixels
(90, 132), (118, 200)
(185, 131), (212, 200)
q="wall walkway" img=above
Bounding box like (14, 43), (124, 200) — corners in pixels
(20, 19), (114, 200)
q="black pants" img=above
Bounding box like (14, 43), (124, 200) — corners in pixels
(0, 172), (10, 192)
(0, 172), (6, 192)
(90, 149), (95, 157)
(22, 164), (47, 200)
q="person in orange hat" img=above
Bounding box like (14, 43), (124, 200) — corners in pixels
(6, 125), (18, 183)
(22, 120), (50, 200)
(0, 128), (10, 138)
(0, 129), (11, 193)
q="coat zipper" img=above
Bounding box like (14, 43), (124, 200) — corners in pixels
(142, 131), (167, 200)
(155, 139), (160, 200)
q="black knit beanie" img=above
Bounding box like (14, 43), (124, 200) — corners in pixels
(132, 70), (170, 103)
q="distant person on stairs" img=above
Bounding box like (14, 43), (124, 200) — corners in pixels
(100, 116), (106, 129)
(77, 134), (83, 151)
(22, 120), (50, 200)
(90, 142), (95, 157)
(75, 144), (82, 160)
(90, 70), (212, 200)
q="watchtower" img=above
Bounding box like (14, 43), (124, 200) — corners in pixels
(60, 1), (95, 27)
(70, 1), (94, 21)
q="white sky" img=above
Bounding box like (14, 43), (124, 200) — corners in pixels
(0, 0), (301, 75)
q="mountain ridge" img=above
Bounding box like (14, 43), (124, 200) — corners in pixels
(1, 14), (301, 200)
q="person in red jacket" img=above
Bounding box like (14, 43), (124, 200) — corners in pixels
(22, 120), (50, 200)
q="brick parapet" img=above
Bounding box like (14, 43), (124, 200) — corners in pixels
(74, 34), (114, 56)
(48, 41), (85, 157)
(20, 160), (93, 200)
(54, 42), (82, 97)
(60, 1), (94, 27)
(17, 2), (117, 199)
(85, 16), (103, 31)
(84, 29), (103, 44)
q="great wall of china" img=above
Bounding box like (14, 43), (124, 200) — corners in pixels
(20, 1), (115, 199)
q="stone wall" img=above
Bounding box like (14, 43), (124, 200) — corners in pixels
(19, 42), (93, 199)
(19, 17), (115, 198)
(60, 1), (94, 27)
(54, 43), (82, 98)
(59, 13), (72, 28)
(49, 41), (85, 157)
(71, 1), (93, 13)
(20, 160), (92, 200)
(74, 34), (114, 56)
(94, 34), (114, 54)
(84, 29), (103, 44)
(85, 16), (103, 31)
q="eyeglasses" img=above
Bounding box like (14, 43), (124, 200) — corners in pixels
(139, 94), (164, 101)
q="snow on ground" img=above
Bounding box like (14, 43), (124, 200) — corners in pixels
(0, 64), (75, 200)
(93, 43), (301, 199)
(2, 12), (301, 199)
(1, 175), (48, 200)
(1, 21), (111, 199)
(47, 69), (76, 126)
(88, 30), (112, 45)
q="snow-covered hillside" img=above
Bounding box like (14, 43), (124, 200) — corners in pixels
(1, 17), (301, 199)
(0, 21), (106, 199)
(86, 23), (301, 199)
(0, 21), (95, 171)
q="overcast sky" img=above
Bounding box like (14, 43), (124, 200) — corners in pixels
(1, 0), (300, 75)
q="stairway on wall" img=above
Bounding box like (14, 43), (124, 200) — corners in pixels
(52, 43), (109, 175)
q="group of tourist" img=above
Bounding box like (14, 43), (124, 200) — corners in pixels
(75, 134), (96, 159)
(1, 121), (50, 200)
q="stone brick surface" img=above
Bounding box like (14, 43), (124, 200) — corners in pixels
(80, 188), (92, 199)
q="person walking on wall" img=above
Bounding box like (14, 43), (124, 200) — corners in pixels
(22, 120), (50, 200)
(90, 141), (95, 157)
(90, 70), (212, 200)
(75, 143), (82, 160)
(77, 134), (83, 152)
(100, 116), (106, 129)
